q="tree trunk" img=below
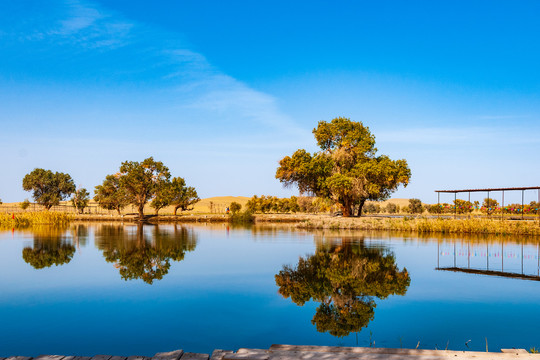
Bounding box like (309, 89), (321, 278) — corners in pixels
(357, 199), (366, 217)
(341, 199), (353, 217)
(138, 203), (145, 219)
(174, 206), (179, 216)
(116, 208), (122, 216)
(155, 208), (159, 215)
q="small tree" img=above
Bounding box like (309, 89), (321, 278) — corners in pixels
(363, 203), (377, 214)
(169, 177), (200, 215)
(94, 174), (129, 215)
(427, 204), (443, 214)
(482, 198), (499, 215)
(72, 188), (90, 214)
(289, 196), (300, 213)
(151, 180), (174, 215)
(230, 202), (242, 214)
(20, 199), (30, 211)
(22, 168), (76, 210)
(385, 202), (398, 214)
(408, 198), (423, 214)
(453, 199), (473, 214)
(118, 157), (171, 218)
(530, 201), (540, 215)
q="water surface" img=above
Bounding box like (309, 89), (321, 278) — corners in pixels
(1, 223), (539, 356)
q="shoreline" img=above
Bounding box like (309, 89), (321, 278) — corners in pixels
(3, 345), (536, 360)
(3, 212), (540, 236)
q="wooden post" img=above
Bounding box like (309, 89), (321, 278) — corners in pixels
(502, 191), (505, 221)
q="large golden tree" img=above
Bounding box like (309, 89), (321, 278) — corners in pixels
(276, 117), (411, 216)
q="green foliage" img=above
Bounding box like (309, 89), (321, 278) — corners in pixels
(275, 241), (410, 337)
(363, 203), (381, 214)
(482, 198), (499, 215)
(385, 202), (398, 214)
(408, 198), (423, 214)
(276, 117), (410, 217)
(245, 195), (328, 214)
(118, 157), (171, 218)
(453, 199), (474, 214)
(22, 228), (75, 269)
(71, 188), (90, 214)
(426, 204), (444, 214)
(20, 199), (30, 210)
(169, 177), (200, 215)
(229, 201), (242, 214)
(94, 174), (130, 215)
(95, 224), (197, 284)
(22, 168), (76, 210)
(228, 210), (255, 224)
(529, 201), (540, 215)
(149, 176), (200, 215)
(150, 180), (174, 215)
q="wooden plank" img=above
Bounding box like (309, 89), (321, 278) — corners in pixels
(73, 357), (92, 360)
(5, 357), (32, 360)
(152, 350), (183, 360)
(63, 356), (76, 360)
(109, 356), (127, 360)
(34, 355), (65, 360)
(223, 354), (268, 360)
(91, 355), (113, 360)
(210, 350), (233, 360)
(126, 356), (147, 360)
(268, 345), (540, 358)
(501, 349), (529, 355)
(235, 351), (268, 355)
(179, 354), (208, 360)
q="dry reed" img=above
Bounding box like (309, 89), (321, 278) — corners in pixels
(0, 211), (72, 228)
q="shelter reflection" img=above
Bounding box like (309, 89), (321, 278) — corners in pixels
(95, 224), (197, 284)
(436, 239), (540, 281)
(275, 236), (410, 337)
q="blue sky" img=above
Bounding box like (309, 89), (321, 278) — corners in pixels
(1, 0), (540, 204)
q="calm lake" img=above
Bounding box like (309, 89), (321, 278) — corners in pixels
(1, 223), (540, 356)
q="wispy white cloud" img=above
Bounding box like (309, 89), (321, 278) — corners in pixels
(4, 0), (307, 140)
(378, 125), (540, 146)
(475, 115), (531, 120)
(43, 0), (133, 49)
(57, 1), (101, 34)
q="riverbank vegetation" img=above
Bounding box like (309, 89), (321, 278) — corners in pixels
(297, 216), (540, 236)
(0, 211), (71, 227)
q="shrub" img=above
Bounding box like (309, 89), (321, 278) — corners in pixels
(229, 210), (254, 224)
(385, 203), (398, 214)
(20, 199), (31, 210)
(408, 198), (423, 214)
(230, 202), (242, 214)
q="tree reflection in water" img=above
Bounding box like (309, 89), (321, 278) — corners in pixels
(275, 238), (410, 337)
(95, 224), (197, 284)
(22, 226), (77, 269)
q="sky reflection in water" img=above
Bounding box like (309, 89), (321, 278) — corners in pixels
(1, 223), (540, 356)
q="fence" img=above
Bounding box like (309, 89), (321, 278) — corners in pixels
(0, 203), (123, 215)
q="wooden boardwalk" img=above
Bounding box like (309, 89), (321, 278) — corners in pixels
(3, 345), (540, 360)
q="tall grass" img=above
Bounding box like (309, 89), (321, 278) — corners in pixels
(229, 210), (255, 224)
(297, 217), (540, 236)
(0, 211), (72, 228)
